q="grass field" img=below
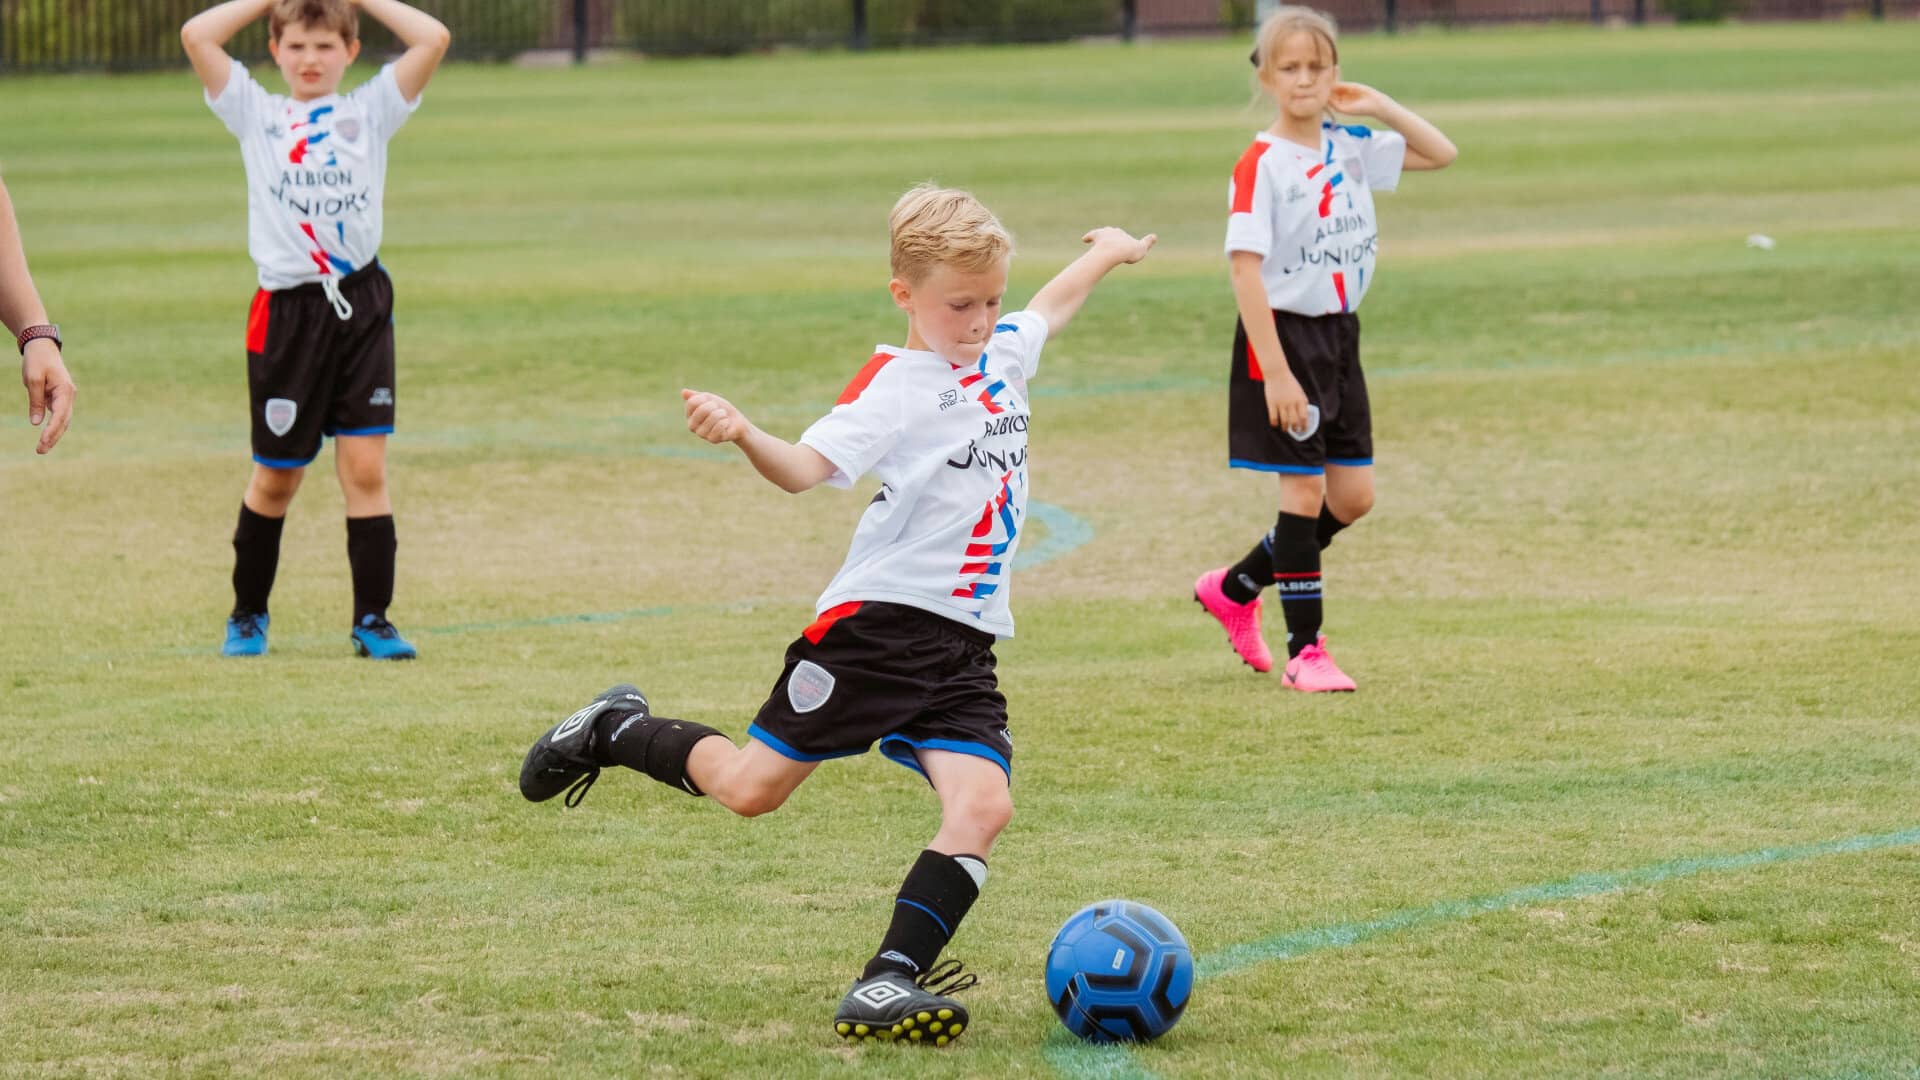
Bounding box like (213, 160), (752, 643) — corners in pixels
(5, 19), (1920, 1077)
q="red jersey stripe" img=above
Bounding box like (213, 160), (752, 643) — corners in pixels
(835, 352), (895, 406)
(802, 601), (864, 645)
(1230, 139), (1273, 215)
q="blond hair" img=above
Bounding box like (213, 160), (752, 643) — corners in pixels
(271, 0), (357, 43)
(888, 184), (1013, 284)
(1250, 5), (1339, 79)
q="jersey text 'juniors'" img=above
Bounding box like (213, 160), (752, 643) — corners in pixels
(1225, 122), (1407, 316)
(206, 58), (419, 291)
(800, 310), (1049, 639)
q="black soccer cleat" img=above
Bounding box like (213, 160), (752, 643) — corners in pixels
(833, 959), (977, 1047)
(518, 684), (648, 806)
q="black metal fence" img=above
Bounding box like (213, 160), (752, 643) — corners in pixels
(2, 0), (1910, 71)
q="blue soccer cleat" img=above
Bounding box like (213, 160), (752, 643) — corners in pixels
(350, 614), (418, 660)
(222, 612), (270, 657)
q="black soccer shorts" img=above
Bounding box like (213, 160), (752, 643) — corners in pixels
(245, 261), (396, 468)
(1227, 309), (1373, 475)
(747, 601), (1013, 782)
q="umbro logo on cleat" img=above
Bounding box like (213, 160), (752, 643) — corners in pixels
(853, 982), (912, 1008)
(552, 704), (596, 743)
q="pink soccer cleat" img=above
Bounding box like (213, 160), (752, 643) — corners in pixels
(1281, 639), (1356, 693)
(1194, 568), (1274, 673)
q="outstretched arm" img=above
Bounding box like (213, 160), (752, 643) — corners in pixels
(1024, 227), (1156, 337)
(1329, 83), (1457, 171)
(353, 0), (450, 103)
(683, 389), (838, 494)
(1, 176), (75, 454)
(181, 0), (273, 97)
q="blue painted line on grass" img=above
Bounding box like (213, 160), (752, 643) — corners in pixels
(1045, 824), (1920, 1080)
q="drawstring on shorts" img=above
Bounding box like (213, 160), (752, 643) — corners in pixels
(321, 275), (354, 321)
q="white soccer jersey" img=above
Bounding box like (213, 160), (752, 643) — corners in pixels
(206, 58), (419, 291)
(1224, 123), (1407, 316)
(800, 310), (1050, 639)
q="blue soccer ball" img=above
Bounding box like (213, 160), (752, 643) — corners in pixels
(1046, 900), (1193, 1043)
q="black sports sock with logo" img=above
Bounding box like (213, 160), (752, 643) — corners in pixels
(1271, 511), (1323, 658)
(231, 503), (285, 617)
(345, 514), (396, 624)
(590, 705), (725, 796)
(1316, 503), (1350, 550)
(1221, 531), (1274, 605)
(863, 850), (986, 980)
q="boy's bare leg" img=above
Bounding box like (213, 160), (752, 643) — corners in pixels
(333, 433), (390, 517)
(836, 749), (1006, 1044)
(686, 738), (819, 818)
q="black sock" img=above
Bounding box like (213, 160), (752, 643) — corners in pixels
(864, 850), (985, 980)
(345, 515), (396, 624)
(1271, 511), (1322, 658)
(1221, 531), (1274, 605)
(591, 705), (725, 797)
(1316, 503), (1350, 550)
(231, 503), (285, 617)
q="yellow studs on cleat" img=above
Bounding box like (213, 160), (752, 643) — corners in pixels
(910, 1029), (923, 1041)
(836, 1023), (851, 1036)
(917, 1011), (932, 1024)
(901, 1017), (915, 1029)
(854, 1024), (869, 1036)
(936, 1035), (950, 1046)
(949, 1023), (964, 1036)
(937, 1008), (954, 1020)
(891, 1024), (903, 1036)
(929, 1021), (942, 1033)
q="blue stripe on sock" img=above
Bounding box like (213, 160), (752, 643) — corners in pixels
(895, 897), (951, 936)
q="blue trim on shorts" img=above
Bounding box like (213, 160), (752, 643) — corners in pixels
(1229, 457), (1324, 476)
(253, 451), (318, 468)
(878, 735), (1012, 781)
(1327, 456), (1373, 467)
(747, 723), (867, 763)
(896, 898), (951, 935)
(329, 425), (395, 437)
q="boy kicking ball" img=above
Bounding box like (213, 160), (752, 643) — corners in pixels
(520, 185), (1153, 1044)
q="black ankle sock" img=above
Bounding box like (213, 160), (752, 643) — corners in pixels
(345, 515), (396, 624)
(1271, 511), (1322, 658)
(1221, 531), (1275, 605)
(591, 706), (725, 796)
(1316, 503), (1350, 550)
(231, 503), (285, 617)
(864, 850), (985, 980)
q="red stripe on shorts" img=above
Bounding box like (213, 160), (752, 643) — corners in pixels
(802, 601), (864, 645)
(245, 289), (270, 354)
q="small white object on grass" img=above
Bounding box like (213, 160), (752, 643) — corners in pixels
(1746, 234), (1776, 250)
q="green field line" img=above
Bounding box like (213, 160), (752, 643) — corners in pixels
(1044, 825), (1920, 1079)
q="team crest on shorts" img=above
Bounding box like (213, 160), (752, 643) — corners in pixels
(787, 660), (835, 714)
(264, 398), (298, 436)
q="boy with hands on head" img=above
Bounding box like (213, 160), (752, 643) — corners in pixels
(522, 185), (1153, 1044)
(182, 0), (449, 659)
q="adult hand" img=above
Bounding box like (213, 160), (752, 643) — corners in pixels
(21, 337), (74, 454)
